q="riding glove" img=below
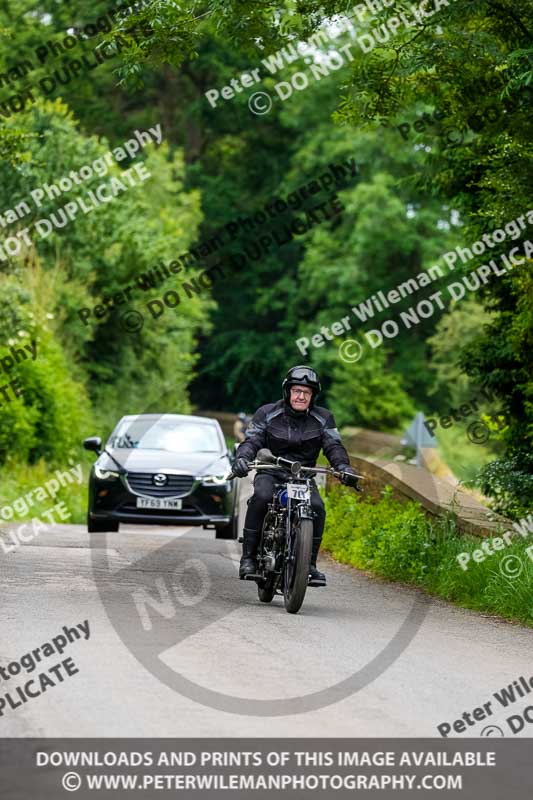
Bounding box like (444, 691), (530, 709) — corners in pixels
(339, 465), (359, 489)
(233, 458), (251, 478)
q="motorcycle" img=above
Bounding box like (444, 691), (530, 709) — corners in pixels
(229, 448), (363, 615)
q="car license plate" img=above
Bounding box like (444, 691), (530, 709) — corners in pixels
(287, 484), (310, 501)
(136, 497), (183, 510)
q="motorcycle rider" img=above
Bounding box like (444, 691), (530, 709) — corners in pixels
(233, 365), (359, 586)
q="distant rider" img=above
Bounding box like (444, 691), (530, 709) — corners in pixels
(233, 365), (359, 586)
(233, 412), (249, 443)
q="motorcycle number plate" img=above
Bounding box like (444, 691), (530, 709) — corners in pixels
(286, 484), (310, 501)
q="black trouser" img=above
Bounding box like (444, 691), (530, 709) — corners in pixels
(243, 472), (326, 541)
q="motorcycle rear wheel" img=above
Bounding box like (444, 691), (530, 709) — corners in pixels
(257, 517), (276, 603)
(283, 518), (313, 614)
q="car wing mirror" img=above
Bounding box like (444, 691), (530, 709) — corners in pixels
(83, 436), (102, 454)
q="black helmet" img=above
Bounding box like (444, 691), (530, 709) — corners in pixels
(282, 365), (321, 405)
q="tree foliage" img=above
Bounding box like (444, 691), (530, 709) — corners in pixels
(0, 0), (531, 512)
(0, 98), (209, 461)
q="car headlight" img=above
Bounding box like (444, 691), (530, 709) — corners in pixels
(201, 472), (231, 486)
(95, 465), (120, 480)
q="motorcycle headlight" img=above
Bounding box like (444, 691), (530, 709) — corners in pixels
(95, 465), (120, 480)
(201, 472), (231, 486)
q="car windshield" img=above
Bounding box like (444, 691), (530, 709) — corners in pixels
(108, 419), (221, 452)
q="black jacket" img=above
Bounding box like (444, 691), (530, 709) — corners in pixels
(236, 399), (351, 469)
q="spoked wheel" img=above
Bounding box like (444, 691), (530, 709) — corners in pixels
(283, 518), (313, 614)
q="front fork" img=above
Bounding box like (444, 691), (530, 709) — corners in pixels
(295, 500), (314, 523)
(285, 499), (314, 565)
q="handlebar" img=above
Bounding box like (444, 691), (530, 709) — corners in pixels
(228, 450), (363, 491)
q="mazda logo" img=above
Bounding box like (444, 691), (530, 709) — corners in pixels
(153, 473), (167, 486)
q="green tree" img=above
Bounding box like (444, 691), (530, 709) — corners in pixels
(326, 0), (533, 511)
(326, 346), (416, 431)
(0, 98), (209, 462)
(427, 298), (493, 408)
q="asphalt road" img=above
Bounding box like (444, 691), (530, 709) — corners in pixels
(1, 484), (532, 738)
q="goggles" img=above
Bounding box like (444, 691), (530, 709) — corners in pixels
(288, 367), (319, 385)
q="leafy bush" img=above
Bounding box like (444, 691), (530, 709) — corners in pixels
(473, 448), (533, 520)
(0, 457), (90, 525)
(0, 323), (93, 466)
(323, 484), (533, 626)
(0, 100), (210, 497)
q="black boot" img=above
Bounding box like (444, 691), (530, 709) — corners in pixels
(308, 535), (326, 587)
(239, 527), (260, 579)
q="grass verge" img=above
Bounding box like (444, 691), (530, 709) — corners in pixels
(323, 484), (533, 627)
(0, 456), (91, 526)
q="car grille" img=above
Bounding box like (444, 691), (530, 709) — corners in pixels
(126, 473), (195, 498)
(121, 502), (202, 516)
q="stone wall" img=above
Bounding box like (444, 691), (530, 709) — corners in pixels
(330, 453), (511, 539)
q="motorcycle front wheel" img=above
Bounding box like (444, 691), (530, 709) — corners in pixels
(283, 517), (313, 614)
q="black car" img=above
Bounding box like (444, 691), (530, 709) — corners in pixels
(83, 413), (240, 538)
